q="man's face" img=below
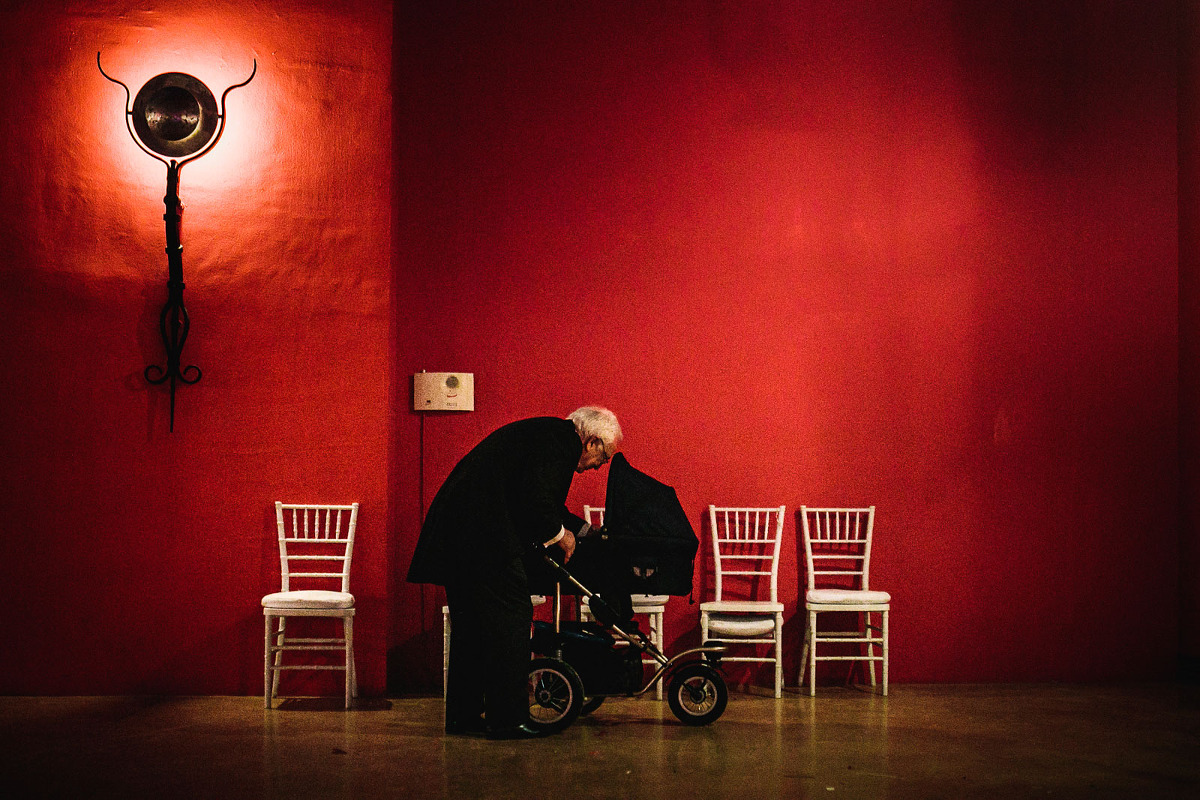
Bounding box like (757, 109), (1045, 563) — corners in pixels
(576, 436), (615, 472)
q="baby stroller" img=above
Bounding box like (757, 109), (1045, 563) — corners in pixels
(524, 454), (729, 731)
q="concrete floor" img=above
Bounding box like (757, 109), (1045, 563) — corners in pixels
(1, 684), (1196, 799)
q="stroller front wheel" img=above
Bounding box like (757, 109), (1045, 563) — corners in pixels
(666, 662), (728, 726)
(526, 657), (584, 733)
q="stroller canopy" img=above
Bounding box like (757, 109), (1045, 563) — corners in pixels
(602, 452), (698, 596)
(526, 453), (698, 615)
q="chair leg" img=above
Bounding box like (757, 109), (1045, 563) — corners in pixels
(263, 614), (273, 709)
(271, 617), (286, 700)
(652, 610), (664, 700)
(344, 616), (354, 709)
(882, 609), (889, 697)
(773, 614), (783, 698)
(866, 611), (878, 688)
(442, 607), (451, 700)
(808, 609), (817, 697)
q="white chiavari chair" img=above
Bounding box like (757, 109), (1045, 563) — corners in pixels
(263, 502), (359, 708)
(700, 505), (786, 698)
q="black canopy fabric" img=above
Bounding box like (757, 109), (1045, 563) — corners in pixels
(525, 453), (699, 613)
(602, 452), (699, 596)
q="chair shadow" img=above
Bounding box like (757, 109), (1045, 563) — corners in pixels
(273, 697), (394, 712)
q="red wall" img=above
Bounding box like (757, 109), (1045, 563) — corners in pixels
(0, 1), (392, 694)
(391, 1), (1180, 691)
(1183, 0), (1200, 678)
(0, 0), (1185, 697)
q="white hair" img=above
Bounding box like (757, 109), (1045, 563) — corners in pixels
(568, 406), (622, 446)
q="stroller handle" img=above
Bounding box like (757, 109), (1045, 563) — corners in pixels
(536, 546), (597, 603)
(535, 544), (641, 643)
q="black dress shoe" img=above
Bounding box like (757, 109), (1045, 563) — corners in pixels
(445, 717), (487, 736)
(486, 723), (550, 740)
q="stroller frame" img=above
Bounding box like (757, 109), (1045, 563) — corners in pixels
(527, 549), (730, 730)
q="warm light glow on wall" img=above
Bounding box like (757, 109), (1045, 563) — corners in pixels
(94, 20), (270, 201)
(98, 59), (266, 195)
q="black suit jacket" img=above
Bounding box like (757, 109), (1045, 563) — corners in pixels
(407, 417), (587, 586)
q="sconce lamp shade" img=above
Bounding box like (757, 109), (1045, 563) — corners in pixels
(131, 72), (219, 158)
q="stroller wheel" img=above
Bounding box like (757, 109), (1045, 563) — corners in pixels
(666, 663), (728, 726)
(526, 657), (584, 733)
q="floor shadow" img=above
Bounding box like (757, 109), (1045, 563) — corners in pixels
(273, 697), (394, 712)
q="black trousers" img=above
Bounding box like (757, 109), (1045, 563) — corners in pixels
(444, 558), (533, 730)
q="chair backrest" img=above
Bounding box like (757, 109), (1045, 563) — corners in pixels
(707, 506), (786, 603)
(800, 506), (876, 592)
(583, 506), (604, 527)
(275, 502), (360, 593)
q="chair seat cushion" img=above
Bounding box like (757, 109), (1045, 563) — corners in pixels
(705, 613), (779, 637)
(807, 589), (891, 605)
(700, 600), (784, 613)
(262, 590), (355, 609)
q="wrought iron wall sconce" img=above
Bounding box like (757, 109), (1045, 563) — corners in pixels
(98, 54), (256, 431)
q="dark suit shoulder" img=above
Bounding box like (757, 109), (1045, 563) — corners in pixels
(406, 416), (581, 585)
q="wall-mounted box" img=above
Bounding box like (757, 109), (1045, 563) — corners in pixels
(413, 372), (474, 411)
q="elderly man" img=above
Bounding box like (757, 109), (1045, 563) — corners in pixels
(407, 406), (622, 739)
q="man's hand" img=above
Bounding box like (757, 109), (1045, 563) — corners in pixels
(560, 530), (576, 563)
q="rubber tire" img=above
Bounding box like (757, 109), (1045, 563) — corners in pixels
(581, 696), (605, 716)
(526, 657), (585, 734)
(666, 662), (728, 726)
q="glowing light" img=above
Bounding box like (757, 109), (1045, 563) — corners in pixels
(94, 24), (268, 198)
